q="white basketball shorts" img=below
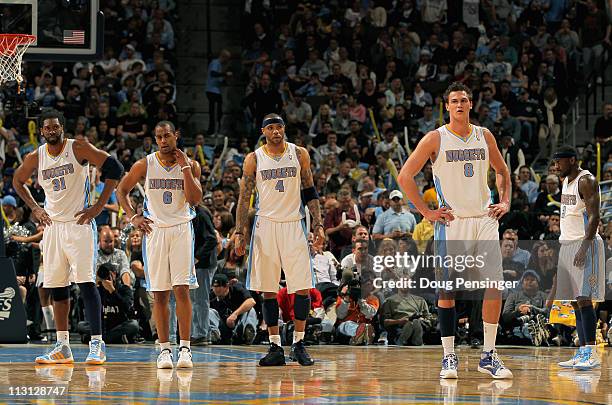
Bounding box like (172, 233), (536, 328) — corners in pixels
(41, 221), (97, 288)
(556, 237), (606, 301)
(247, 216), (315, 293)
(433, 215), (504, 289)
(143, 222), (198, 292)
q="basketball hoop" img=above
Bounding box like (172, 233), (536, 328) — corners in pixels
(0, 34), (36, 89)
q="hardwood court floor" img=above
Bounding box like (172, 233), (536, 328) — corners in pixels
(0, 344), (608, 404)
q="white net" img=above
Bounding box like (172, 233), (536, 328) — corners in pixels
(0, 35), (36, 85)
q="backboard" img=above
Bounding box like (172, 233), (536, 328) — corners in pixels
(0, 0), (103, 61)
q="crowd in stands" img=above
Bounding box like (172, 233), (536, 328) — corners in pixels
(1, 0), (612, 348)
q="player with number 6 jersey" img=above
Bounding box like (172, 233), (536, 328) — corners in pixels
(117, 121), (202, 370)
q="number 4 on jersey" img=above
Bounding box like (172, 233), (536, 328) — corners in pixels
(275, 179), (285, 192)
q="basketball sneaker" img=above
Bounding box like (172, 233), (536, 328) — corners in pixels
(85, 339), (106, 365)
(35, 342), (74, 364)
(558, 347), (585, 368)
(573, 346), (601, 370)
(478, 350), (513, 379)
(157, 348), (174, 369)
(289, 340), (314, 366)
(439, 353), (458, 379)
(259, 343), (286, 366)
(177, 346), (193, 368)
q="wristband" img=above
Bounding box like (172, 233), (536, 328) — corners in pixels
(181, 165), (191, 172)
(234, 232), (244, 236)
(314, 224), (324, 229)
(129, 214), (138, 222)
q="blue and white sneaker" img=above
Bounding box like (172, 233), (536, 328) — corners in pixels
(558, 347), (585, 368)
(478, 350), (513, 379)
(439, 353), (458, 379)
(573, 346), (601, 370)
(85, 339), (106, 365)
(35, 342), (74, 364)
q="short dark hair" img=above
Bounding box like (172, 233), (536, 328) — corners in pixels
(155, 120), (176, 131)
(39, 109), (65, 128)
(444, 82), (473, 103)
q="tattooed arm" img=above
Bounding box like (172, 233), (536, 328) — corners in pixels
(296, 146), (325, 250)
(232, 152), (257, 256)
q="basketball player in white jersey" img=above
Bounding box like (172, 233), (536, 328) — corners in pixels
(397, 82), (513, 379)
(117, 121), (202, 369)
(13, 109), (124, 365)
(232, 113), (325, 366)
(553, 146), (605, 370)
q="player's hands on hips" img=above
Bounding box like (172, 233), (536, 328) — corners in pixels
(232, 232), (247, 256)
(488, 201), (509, 219)
(313, 225), (325, 253)
(573, 241), (590, 268)
(424, 206), (454, 224)
(32, 206), (52, 226)
(174, 149), (189, 168)
(74, 204), (103, 225)
(131, 214), (153, 234)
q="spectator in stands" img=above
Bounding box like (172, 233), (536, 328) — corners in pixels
(35, 72), (64, 107)
(527, 241), (556, 292)
(580, 0), (611, 82)
(499, 134), (525, 175)
(325, 188), (360, 258)
(502, 270), (549, 346)
(535, 174), (561, 214)
(372, 190), (416, 241)
(383, 284), (433, 346)
(206, 49), (232, 135)
(209, 274), (257, 345)
(517, 166), (539, 204)
(117, 102), (148, 149)
(502, 228), (531, 268)
(245, 73), (283, 130)
(78, 263), (139, 344)
(594, 103), (612, 143)
(97, 227), (134, 288)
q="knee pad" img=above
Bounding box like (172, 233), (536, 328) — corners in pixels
(263, 298), (279, 327)
(294, 294), (310, 321)
(51, 286), (70, 301)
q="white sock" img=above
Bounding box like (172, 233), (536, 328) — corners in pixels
(483, 322), (498, 352)
(91, 335), (102, 342)
(42, 305), (55, 330)
(441, 336), (455, 356)
(57, 331), (69, 345)
(160, 341), (171, 352)
(293, 331), (305, 344)
(586, 344), (596, 349)
(269, 335), (281, 346)
(180, 340), (191, 350)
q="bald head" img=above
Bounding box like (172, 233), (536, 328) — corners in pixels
(99, 228), (115, 254)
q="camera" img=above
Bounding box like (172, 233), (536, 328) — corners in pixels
(97, 263), (115, 281)
(347, 279), (362, 301)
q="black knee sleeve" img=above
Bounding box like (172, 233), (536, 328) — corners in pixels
(51, 286), (70, 301)
(78, 282), (102, 335)
(263, 298), (279, 327)
(294, 294), (310, 321)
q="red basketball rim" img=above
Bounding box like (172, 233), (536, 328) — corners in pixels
(0, 34), (36, 56)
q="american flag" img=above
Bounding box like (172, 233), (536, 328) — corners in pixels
(63, 30), (85, 45)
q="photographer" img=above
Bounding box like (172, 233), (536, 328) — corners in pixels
(382, 286), (432, 346)
(77, 263), (139, 344)
(209, 274), (257, 345)
(335, 263), (380, 345)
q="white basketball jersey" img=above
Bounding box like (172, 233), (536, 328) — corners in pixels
(144, 152), (195, 227)
(560, 169), (598, 241)
(38, 139), (90, 222)
(254, 142), (304, 222)
(431, 125), (491, 218)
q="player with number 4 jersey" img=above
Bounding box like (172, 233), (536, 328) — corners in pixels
(117, 121), (202, 370)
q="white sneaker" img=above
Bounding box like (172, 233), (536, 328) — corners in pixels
(558, 347), (584, 368)
(157, 348), (174, 369)
(573, 347), (601, 370)
(176, 347), (193, 368)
